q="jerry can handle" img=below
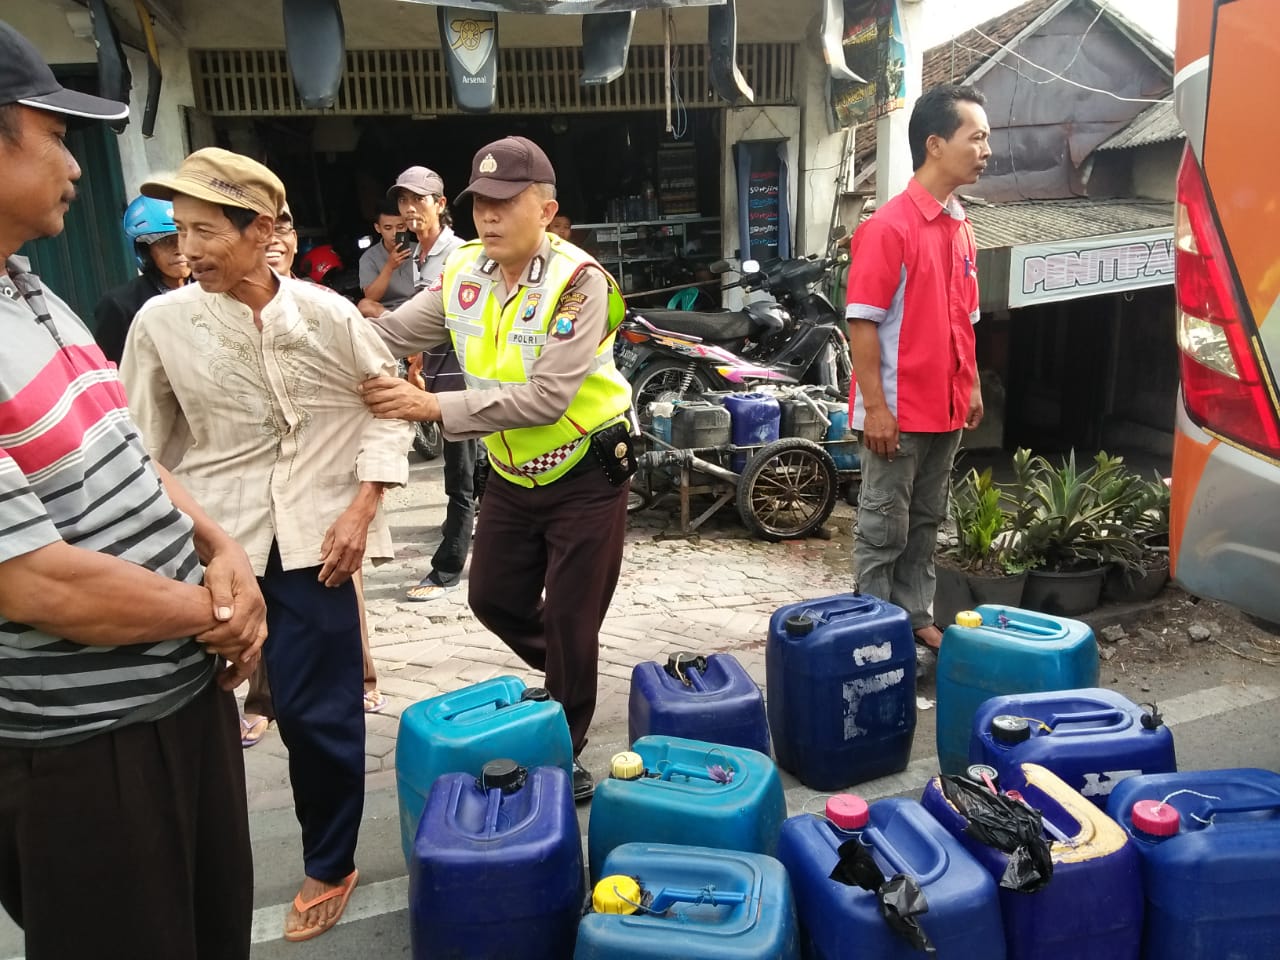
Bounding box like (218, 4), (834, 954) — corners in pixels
(801, 596), (880, 624)
(442, 698), (510, 722)
(1045, 708), (1127, 731)
(656, 761), (720, 783)
(860, 820), (949, 885)
(645, 885), (748, 914)
(1192, 796), (1280, 818)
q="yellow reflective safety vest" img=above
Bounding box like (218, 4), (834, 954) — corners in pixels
(441, 236), (631, 487)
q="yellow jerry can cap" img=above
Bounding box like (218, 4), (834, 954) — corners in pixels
(955, 610), (983, 627)
(610, 751), (645, 780)
(593, 875), (642, 914)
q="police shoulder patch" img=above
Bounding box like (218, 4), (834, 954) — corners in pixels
(551, 314), (576, 339)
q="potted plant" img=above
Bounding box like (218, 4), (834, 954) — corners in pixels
(1006, 449), (1145, 616)
(943, 466), (1029, 607)
(1103, 473), (1171, 602)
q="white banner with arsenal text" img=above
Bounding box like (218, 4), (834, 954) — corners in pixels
(1008, 228), (1175, 308)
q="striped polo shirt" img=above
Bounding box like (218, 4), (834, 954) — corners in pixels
(0, 257), (213, 747)
(845, 178), (980, 433)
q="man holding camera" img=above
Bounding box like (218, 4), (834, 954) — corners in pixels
(357, 198), (414, 315)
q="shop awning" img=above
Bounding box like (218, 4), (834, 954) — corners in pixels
(966, 198), (1174, 310)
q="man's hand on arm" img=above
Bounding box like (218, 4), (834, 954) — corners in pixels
(318, 481), (383, 587)
(155, 465), (268, 670)
(361, 375), (440, 423)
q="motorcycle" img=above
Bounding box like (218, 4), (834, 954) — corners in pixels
(614, 245), (852, 415)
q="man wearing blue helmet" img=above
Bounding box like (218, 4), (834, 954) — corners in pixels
(93, 195), (190, 363)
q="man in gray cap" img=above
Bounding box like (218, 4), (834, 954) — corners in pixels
(0, 21), (265, 959)
(363, 165), (475, 604)
(361, 136), (634, 801)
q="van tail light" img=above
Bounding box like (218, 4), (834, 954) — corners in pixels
(1175, 146), (1280, 458)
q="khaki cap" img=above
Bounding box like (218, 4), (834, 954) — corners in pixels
(141, 147), (285, 220)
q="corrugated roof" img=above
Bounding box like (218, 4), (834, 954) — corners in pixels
(1096, 99), (1183, 151)
(964, 197), (1173, 249)
(855, 0), (1059, 161)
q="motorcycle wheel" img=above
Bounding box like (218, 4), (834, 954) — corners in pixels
(631, 359), (722, 415)
(736, 438), (838, 542)
(413, 420), (443, 460)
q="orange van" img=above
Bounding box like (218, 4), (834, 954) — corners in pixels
(1170, 0), (1280, 624)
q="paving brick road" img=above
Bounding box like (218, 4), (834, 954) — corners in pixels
(240, 455), (857, 806)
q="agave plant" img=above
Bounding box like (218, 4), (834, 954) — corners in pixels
(1005, 449), (1146, 573)
(945, 467), (1026, 575)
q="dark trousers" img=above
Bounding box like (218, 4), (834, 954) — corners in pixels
(259, 543), (365, 882)
(468, 465), (629, 753)
(0, 679), (253, 960)
(431, 437), (478, 585)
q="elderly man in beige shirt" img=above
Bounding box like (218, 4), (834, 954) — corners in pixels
(120, 148), (411, 943)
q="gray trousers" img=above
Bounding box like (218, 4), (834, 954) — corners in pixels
(854, 430), (963, 630)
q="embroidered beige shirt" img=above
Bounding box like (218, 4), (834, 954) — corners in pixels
(120, 276), (412, 575)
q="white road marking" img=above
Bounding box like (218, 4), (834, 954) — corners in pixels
(4, 683), (1277, 957)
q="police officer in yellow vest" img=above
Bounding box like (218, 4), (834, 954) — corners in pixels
(361, 136), (633, 801)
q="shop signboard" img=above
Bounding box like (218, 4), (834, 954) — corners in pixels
(830, 0), (908, 128)
(1007, 228), (1175, 308)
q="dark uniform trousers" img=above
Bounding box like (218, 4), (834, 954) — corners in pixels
(468, 462), (629, 754)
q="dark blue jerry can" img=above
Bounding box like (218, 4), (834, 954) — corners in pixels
(922, 763), (1144, 960)
(587, 735), (785, 881)
(970, 688), (1176, 806)
(408, 761), (583, 960)
(776, 796), (1005, 959)
(1108, 768), (1280, 960)
(766, 593), (916, 790)
(575, 843), (799, 959)
(395, 676), (573, 864)
(628, 652), (770, 756)
(723, 392), (780, 471)
(936, 606), (1098, 775)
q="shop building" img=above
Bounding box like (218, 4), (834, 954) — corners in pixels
(7, 0), (859, 318)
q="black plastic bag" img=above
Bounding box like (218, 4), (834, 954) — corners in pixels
(939, 775), (1054, 893)
(829, 839), (936, 954)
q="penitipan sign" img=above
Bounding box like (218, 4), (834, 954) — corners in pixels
(1007, 227), (1175, 308)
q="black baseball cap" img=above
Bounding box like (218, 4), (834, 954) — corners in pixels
(457, 136), (556, 201)
(0, 21), (128, 121)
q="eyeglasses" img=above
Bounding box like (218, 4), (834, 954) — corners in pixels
(272, 222), (296, 236)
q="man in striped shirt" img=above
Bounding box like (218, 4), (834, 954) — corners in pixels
(0, 22), (265, 960)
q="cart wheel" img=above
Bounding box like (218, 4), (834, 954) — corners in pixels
(736, 438), (838, 541)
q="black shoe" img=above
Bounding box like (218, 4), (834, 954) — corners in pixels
(572, 758), (594, 802)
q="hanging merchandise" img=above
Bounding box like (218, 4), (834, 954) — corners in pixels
(735, 140), (791, 263)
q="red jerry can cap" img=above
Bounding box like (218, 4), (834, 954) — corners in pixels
(1131, 799), (1180, 837)
(826, 794), (870, 831)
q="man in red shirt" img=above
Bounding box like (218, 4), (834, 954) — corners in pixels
(846, 84), (991, 653)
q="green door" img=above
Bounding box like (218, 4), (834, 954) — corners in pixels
(18, 67), (133, 327)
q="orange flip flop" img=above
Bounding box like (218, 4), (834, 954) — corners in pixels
(283, 869), (359, 942)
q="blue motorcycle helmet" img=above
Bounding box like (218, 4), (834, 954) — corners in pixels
(122, 195), (178, 269)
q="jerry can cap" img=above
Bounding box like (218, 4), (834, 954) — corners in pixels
(991, 714), (1032, 744)
(519, 686), (551, 702)
(825, 794), (869, 830)
(610, 751), (645, 780)
(477, 758), (526, 794)
(593, 875), (642, 914)
(1131, 799), (1180, 837)
(955, 610), (983, 627)
(784, 614), (814, 636)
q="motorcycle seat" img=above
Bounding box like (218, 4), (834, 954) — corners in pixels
(635, 308), (756, 342)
